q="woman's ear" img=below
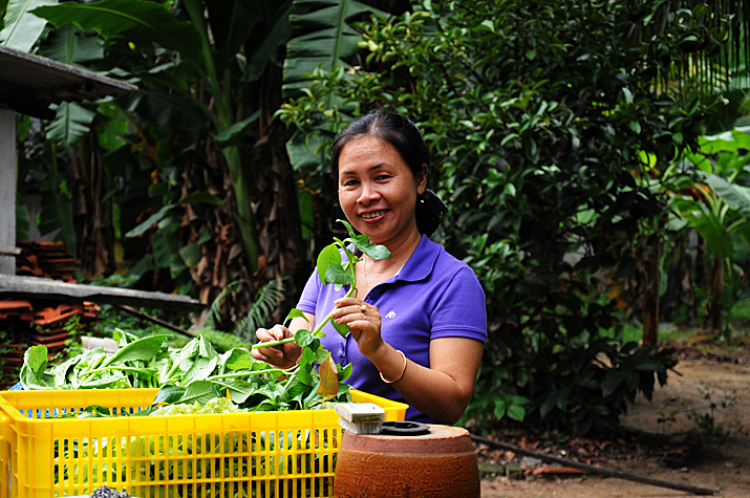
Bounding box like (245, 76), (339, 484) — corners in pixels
(417, 163), (429, 195)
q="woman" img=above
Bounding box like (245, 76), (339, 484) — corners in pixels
(252, 110), (486, 424)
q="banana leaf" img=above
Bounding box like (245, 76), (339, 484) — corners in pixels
(283, 0), (385, 98)
(0, 0), (56, 52)
(32, 0), (203, 64)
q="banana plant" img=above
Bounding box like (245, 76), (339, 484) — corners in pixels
(669, 127), (750, 336)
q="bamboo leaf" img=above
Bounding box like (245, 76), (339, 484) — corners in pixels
(0, 0), (56, 52)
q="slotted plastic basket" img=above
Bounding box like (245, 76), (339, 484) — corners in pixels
(0, 388), (407, 498)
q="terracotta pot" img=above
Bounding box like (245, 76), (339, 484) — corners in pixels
(334, 424), (480, 498)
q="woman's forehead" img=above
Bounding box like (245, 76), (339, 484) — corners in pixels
(339, 136), (402, 168)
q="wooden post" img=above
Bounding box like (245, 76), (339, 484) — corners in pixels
(0, 108), (16, 275)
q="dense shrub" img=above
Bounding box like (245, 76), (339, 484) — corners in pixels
(280, 0), (732, 433)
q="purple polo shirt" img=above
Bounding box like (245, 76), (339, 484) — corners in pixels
(297, 234), (487, 423)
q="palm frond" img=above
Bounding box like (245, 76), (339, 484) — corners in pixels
(233, 278), (285, 343)
(206, 280), (247, 331)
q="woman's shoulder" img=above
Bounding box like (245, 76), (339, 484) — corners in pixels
(409, 236), (482, 291)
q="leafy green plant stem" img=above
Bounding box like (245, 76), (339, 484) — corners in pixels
(207, 367), (296, 381)
(250, 286), (356, 352)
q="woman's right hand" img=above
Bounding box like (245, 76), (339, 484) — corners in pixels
(251, 324), (302, 369)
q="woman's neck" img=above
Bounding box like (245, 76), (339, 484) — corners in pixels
(365, 230), (422, 273)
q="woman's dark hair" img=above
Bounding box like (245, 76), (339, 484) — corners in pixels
(330, 109), (447, 236)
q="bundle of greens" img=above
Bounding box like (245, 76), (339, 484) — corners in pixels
(21, 330), (349, 413)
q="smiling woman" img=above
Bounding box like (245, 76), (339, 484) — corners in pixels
(253, 110), (487, 424)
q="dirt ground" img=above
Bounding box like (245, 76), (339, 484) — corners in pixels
(477, 340), (750, 498)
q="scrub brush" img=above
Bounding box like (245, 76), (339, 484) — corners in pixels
(335, 403), (386, 435)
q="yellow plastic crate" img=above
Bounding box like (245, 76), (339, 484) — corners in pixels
(0, 388), (407, 498)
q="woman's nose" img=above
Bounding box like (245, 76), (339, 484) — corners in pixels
(358, 181), (381, 203)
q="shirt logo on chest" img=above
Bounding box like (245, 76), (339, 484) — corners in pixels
(385, 311), (397, 319)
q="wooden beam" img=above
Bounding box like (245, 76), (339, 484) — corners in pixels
(0, 108), (15, 275)
(0, 274), (206, 313)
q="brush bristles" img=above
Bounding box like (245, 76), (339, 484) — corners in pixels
(339, 418), (383, 435)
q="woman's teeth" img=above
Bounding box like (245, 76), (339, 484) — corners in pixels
(362, 210), (387, 219)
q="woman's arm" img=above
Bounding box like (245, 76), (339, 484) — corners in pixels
(251, 313), (316, 368)
(367, 337), (483, 425)
(331, 297), (484, 424)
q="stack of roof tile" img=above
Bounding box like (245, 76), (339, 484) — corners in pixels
(0, 300), (101, 389)
(1, 243), (101, 389)
(16, 240), (77, 283)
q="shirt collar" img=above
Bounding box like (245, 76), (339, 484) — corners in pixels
(394, 234), (439, 283)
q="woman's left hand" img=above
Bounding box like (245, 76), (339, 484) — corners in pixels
(331, 297), (384, 357)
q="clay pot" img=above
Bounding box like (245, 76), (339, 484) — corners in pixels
(334, 424), (480, 498)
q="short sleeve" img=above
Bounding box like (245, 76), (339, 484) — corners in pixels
(429, 266), (487, 343)
(296, 270), (322, 315)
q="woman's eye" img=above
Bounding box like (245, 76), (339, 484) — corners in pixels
(342, 179), (358, 187)
(376, 174), (391, 181)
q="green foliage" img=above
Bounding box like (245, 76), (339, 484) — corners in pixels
(279, 0), (734, 434)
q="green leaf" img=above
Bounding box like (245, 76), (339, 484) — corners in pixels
(216, 378), (256, 404)
(338, 218), (357, 238)
(349, 235), (391, 260)
(222, 348), (255, 371)
(24, 344), (48, 378)
(283, 308), (309, 327)
(241, 2), (291, 83)
(317, 243), (341, 284)
(40, 23), (105, 64)
(0, 0), (8, 32)
(0, 0), (56, 52)
(152, 384), (186, 405)
(706, 174), (750, 218)
(295, 328), (316, 348)
(178, 191), (223, 207)
(331, 320), (350, 338)
(125, 192), (221, 238)
(125, 205), (173, 238)
(324, 263), (354, 287)
(212, 111), (260, 147)
(178, 380), (221, 405)
(101, 335), (168, 368)
(339, 362), (353, 382)
(33, 0), (203, 63)
(46, 102), (96, 147)
(506, 404), (526, 422)
(182, 356), (218, 385)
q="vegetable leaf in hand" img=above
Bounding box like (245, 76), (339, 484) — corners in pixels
(317, 244), (341, 284)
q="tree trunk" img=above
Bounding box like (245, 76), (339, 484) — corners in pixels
(703, 256), (725, 334)
(69, 131), (115, 278)
(642, 237), (661, 346)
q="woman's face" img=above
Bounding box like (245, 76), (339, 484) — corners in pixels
(337, 136), (427, 247)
